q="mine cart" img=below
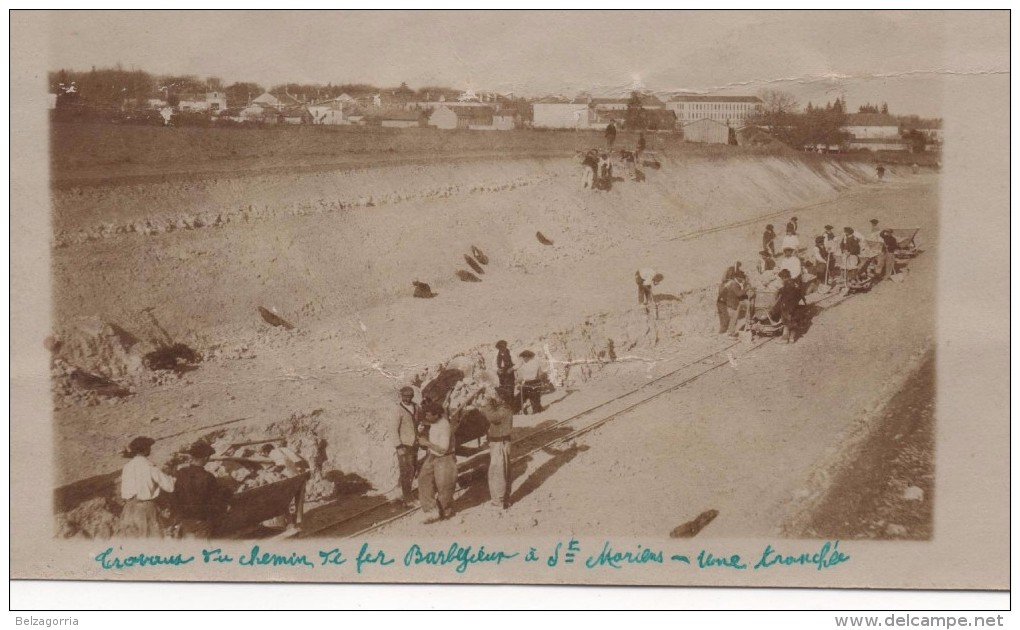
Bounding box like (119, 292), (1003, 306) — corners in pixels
(210, 438), (310, 538)
(887, 227), (921, 259)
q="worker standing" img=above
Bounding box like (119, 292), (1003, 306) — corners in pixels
(417, 401), (457, 523)
(484, 396), (514, 510)
(762, 224), (777, 257)
(394, 386), (420, 508)
(172, 441), (228, 540)
(118, 436), (175, 538)
(495, 340), (515, 406)
(605, 119), (618, 150)
(515, 350), (546, 414)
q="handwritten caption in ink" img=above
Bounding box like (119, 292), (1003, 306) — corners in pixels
(94, 539), (849, 574)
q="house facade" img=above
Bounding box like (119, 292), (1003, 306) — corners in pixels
(177, 91), (227, 113)
(532, 101), (591, 129)
(668, 95), (761, 126)
(842, 113), (905, 151)
(428, 105), (495, 130)
(307, 100), (347, 125)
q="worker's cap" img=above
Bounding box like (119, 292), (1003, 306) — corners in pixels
(188, 441), (215, 459)
(778, 270), (792, 279)
(765, 224), (774, 230)
(399, 386), (414, 396)
(518, 349), (536, 359)
(790, 216), (798, 221)
(127, 436), (155, 455)
(870, 219), (879, 225)
(815, 236), (825, 244)
(783, 246), (794, 252)
(495, 340), (508, 349)
(824, 225), (834, 230)
(844, 227), (853, 233)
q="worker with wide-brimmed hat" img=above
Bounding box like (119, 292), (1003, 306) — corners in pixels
(394, 385), (421, 508)
(118, 436), (176, 538)
(172, 440), (228, 539)
(515, 349), (546, 414)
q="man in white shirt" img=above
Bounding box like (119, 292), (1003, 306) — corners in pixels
(778, 247), (802, 280)
(119, 436), (175, 538)
(515, 350), (546, 414)
(635, 268), (663, 317)
(416, 402), (456, 523)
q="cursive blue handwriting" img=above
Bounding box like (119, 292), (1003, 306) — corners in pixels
(356, 543), (394, 573)
(318, 548), (348, 567)
(238, 545), (314, 568)
(585, 541), (663, 569)
(202, 548), (233, 564)
(753, 540), (850, 570)
(95, 547), (194, 570)
(697, 549), (748, 570)
(404, 542), (519, 574)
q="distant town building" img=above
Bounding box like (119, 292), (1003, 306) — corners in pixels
(378, 109), (421, 128)
(252, 92), (283, 108)
(177, 91), (228, 113)
(842, 113), (906, 151)
(532, 99), (591, 129)
(307, 99), (347, 125)
(668, 95), (762, 126)
(429, 104), (495, 130)
(492, 109), (519, 130)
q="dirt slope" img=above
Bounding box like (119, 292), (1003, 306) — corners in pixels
(50, 153), (924, 536)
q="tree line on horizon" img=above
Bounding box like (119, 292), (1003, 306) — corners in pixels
(750, 89), (941, 152)
(48, 67), (469, 109)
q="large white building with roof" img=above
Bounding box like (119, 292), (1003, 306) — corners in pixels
(668, 95), (762, 126)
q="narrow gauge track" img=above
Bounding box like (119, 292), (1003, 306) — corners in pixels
(292, 284), (862, 540)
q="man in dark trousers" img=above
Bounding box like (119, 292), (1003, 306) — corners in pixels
(173, 441), (229, 539)
(717, 272), (750, 337)
(762, 224), (777, 257)
(495, 340), (515, 407)
(483, 395), (514, 510)
(605, 119), (618, 149)
(636, 131), (646, 160)
(393, 386), (420, 507)
(775, 270), (801, 343)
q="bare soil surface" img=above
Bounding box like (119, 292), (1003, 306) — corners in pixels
(48, 146), (936, 541)
(783, 349), (935, 540)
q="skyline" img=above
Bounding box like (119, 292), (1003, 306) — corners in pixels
(47, 11), (1009, 118)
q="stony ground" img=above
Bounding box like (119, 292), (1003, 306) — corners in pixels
(46, 148), (935, 542)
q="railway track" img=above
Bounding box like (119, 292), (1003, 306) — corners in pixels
(291, 283), (861, 540)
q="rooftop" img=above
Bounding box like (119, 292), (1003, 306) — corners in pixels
(669, 95), (762, 103)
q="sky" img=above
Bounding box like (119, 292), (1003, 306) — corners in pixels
(46, 10), (1009, 118)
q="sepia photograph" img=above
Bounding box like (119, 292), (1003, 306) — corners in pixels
(9, 9), (1010, 602)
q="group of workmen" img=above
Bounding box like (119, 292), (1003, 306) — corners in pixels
(717, 215), (902, 343)
(580, 122), (647, 191)
(394, 341), (548, 524)
(116, 435), (305, 538)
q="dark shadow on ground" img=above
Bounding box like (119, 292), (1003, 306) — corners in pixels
(54, 470), (120, 513)
(510, 443), (589, 505)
